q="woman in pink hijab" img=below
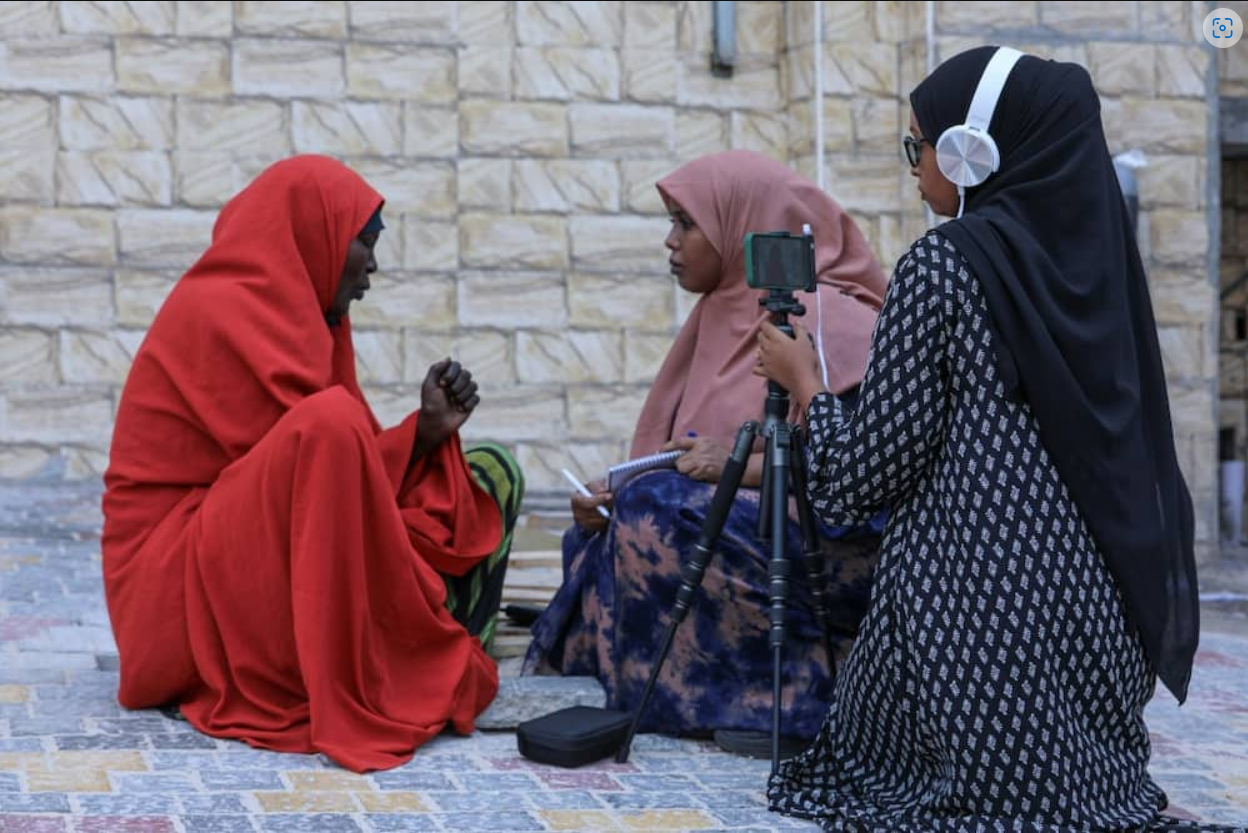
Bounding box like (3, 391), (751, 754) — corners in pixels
(524, 150), (888, 744)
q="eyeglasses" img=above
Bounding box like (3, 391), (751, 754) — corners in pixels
(902, 135), (929, 167)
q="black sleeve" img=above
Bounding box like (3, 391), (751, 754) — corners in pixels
(804, 239), (952, 526)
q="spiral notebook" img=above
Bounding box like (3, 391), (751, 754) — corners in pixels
(607, 450), (683, 493)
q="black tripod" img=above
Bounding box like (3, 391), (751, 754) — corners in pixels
(615, 290), (837, 774)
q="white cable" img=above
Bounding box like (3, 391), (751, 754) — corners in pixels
(803, 223), (830, 390)
(808, 11), (834, 419)
(815, 292), (830, 391)
(815, 298), (829, 390)
(803, 8), (833, 417)
(804, 222), (839, 425)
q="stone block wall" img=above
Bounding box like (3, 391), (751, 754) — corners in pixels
(784, 2), (925, 269)
(0, 1), (1223, 546)
(0, 0), (793, 490)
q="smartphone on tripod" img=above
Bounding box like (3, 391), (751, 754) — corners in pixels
(744, 229), (816, 293)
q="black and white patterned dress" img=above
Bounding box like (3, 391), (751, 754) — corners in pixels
(769, 233), (1221, 832)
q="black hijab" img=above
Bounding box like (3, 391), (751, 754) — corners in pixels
(911, 46), (1199, 703)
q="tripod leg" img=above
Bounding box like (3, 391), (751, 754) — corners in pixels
(790, 429), (836, 676)
(766, 424), (795, 775)
(756, 429), (774, 543)
(614, 421), (758, 764)
(756, 390), (786, 544)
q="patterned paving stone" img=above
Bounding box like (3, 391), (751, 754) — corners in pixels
(615, 773), (700, 791)
(706, 807), (819, 829)
(181, 816), (258, 833)
(698, 789), (771, 810)
(53, 735), (150, 752)
(91, 719), (173, 736)
(177, 794), (249, 814)
(25, 768), (110, 793)
(695, 772), (775, 790)
(533, 770), (625, 791)
(252, 791), (357, 813)
(282, 771), (370, 791)
(72, 794), (180, 815)
(70, 818), (178, 833)
(111, 772), (199, 793)
(354, 790), (427, 812)
(466, 771), (542, 791)
(0, 815), (69, 832)
(10, 719), (86, 737)
(539, 809), (620, 831)
(526, 790), (609, 810)
(147, 733), (218, 750)
(1208, 809), (1248, 825)
(370, 771), (456, 791)
(198, 770), (285, 791)
(616, 808), (718, 829)
(0, 670), (69, 686)
(29, 702), (119, 721)
(254, 813), (362, 832)
(0, 704), (33, 722)
(146, 752), (222, 772)
(620, 753), (706, 772)
(601, 790), (714, 810)
(0, 686), (31, 704)
(396, 751), (477, 771)
(48, 750), (147, 771)
(209, 748), (326, 769)
(439, 810), (546, 830)
(0, 483), (1245, 832)
(0, 792), (72, 812)
(362, 814), (441, 832)
(427, 788), (536, 812)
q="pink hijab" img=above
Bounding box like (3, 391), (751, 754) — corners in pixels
(630, 150), (888, 456)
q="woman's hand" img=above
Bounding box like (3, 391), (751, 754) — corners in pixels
(755, 321), (826, 409)
(662, 435), (731, 483)
(414, 359), (478, 459)
(571, 479), (612, 533)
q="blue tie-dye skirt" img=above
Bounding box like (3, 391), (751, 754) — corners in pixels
(523, 469), (884, 739)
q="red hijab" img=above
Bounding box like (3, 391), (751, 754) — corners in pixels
(631, 151), (888, 456)
(105, 154), (497, 580)
(102, 157), (503, 772)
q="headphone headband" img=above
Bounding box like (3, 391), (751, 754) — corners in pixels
(934, 46), (1026, 212)
(965, 47), (1023, 133)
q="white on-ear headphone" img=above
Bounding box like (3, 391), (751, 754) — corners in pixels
(934, 46), (1024, 217)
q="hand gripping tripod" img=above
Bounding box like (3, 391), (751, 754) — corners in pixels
(615, 289), (838, 774)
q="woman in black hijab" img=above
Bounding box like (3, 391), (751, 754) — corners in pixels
(756, 46), (1212, 830)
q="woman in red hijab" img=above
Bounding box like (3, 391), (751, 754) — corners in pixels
(102, 155), (522, 773)
(524, 151), (888, 748)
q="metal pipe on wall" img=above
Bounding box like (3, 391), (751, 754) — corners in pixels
(814, 1), (825, 190)
(712, 1), (736, 77)
(925, 0), (935, 73)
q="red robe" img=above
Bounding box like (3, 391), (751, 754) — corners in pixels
(102, 155), (502, 772)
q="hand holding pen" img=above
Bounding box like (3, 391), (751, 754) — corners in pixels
(561, 468), (612, 533)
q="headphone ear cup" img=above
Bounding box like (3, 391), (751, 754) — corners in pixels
(935, 126), (1001, 188)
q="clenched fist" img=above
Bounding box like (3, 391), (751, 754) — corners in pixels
(413, 359), (479, 460)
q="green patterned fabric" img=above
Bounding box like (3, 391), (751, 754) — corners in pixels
(443, 443), (524, 652)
